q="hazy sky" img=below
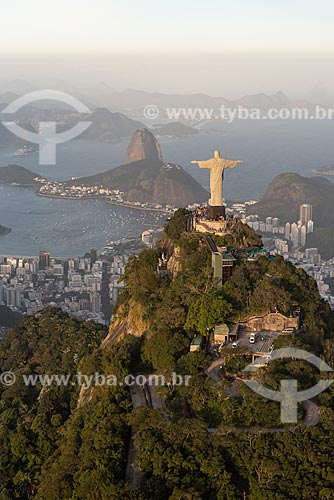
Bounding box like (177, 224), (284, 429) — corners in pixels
(2, 0), (334, 54)
(1, 1), (334, 100)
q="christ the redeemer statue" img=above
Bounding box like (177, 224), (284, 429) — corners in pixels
(191, 150), (243, 207)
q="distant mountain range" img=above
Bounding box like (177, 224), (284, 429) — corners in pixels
(1, 82), (327, 157)
(89, 88), (321, 118)
(0, 95), (199, 145)
(102, 89), (293, 112)
(0, 102), (144, 144)
(0, 78), (313, 111)
(79, 108), (143, 142)
(1, 86), (299, 113)
(249, 172), (334, 258)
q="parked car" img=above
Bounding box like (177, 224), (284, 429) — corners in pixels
(232, 340), (239, 348)
(282, 327), (296, 334)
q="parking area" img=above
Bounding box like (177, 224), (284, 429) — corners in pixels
(223, 330), (280, 353)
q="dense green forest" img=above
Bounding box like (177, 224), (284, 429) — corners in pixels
(0, 210), (334, 499)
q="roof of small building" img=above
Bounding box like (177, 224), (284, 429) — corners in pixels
(214, 323), (229, 335)
(191, 335), (205, 345)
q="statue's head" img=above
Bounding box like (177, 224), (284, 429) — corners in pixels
(214, 150), (220, 159)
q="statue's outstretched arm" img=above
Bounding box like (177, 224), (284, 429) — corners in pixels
(191, 160), (211, 169)
(225, 160), (243, 169)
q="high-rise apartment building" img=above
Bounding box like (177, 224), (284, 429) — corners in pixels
(299, 204), (313, 225)
(39, 251), (51, 270)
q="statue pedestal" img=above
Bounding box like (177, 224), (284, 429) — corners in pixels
(207, 206), (225, 220)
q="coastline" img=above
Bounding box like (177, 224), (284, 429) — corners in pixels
(0, 180), (38, 187)
(312, 169), (334, 176)
(35, 191), (171, 214)
(105, 200), (170, 214)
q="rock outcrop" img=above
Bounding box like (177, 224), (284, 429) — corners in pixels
(124, 128), (162, 164)
(166, 246), (182, 278)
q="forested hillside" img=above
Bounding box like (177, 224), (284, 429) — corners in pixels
(0, 211), (334, 499)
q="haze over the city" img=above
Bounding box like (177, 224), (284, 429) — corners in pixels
(1, 0), (334, 102)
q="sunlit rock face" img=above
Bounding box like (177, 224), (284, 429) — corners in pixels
(124, 128), (162, 164)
